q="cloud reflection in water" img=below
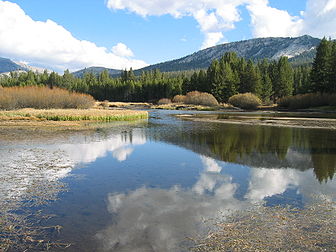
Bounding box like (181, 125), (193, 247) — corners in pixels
(97, 154), (336, 252)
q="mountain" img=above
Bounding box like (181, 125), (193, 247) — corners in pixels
(72, 67), (122, 78)
(14, 61), (49, 74)
(138, 35), (320, 72)
(0, 57), (28, 73)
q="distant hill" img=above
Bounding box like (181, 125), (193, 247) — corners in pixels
(138, 35), (320, 73)
(1, 35), (321, 78)
(0, 57), (28, 73)
(72, 67), (122, 78)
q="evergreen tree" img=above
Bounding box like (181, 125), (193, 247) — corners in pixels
(274, 57), (294, 99)
(329, 41), (336, 93)
(310, 38), (332, 93)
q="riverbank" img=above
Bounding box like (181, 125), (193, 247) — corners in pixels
(0, 108), (148, 129)
(96, 101), (235, 111)
(176, 112), (336, 130)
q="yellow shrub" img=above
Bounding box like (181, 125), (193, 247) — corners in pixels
(185, 91), (219, 106)
(228, 93), (261, 110)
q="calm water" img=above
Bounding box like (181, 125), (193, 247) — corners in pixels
(1, 110), (336, 251)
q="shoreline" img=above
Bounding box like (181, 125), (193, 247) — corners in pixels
(0, 108), (148, 129)
(176, 113), (336, 130)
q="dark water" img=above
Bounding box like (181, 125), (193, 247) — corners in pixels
(1, 110), (335, 251)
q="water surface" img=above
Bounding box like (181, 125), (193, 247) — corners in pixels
(1, 110), (335, 251)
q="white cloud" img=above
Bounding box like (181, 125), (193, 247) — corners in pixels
(112, 42), (134, 57)
(246, 0), (303, 38)
(107, 0), (244, 48)
(300, 0), (336, 38)
(107, 0), (336, 50)
(246, 168), (299, 202)
(0, 1), (147, 71)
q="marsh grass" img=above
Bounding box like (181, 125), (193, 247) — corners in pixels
(0, 86), (95, 109)
(0, 108), (148, 122)
(278, 93), (336, 109)
(189, 199), (336, 252)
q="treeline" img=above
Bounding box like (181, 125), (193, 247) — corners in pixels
(0, 38), (334, 103)
(0, 69), (184, 102)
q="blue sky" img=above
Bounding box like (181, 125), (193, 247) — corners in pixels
(0, 0), (335, 71)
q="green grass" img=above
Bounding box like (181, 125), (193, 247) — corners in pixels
(0, 109), (148, 122)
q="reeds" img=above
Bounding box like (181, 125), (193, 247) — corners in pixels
(0, 86), (95, 109)
(278, 93), (336, 109)
(0, 108), (148, 122)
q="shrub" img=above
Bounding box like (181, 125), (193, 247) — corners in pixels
(172, 95), (186, 103)
(185, 91), (219, 106)
(228, 93), (262, 110)
(0, 86), (95, 110)
(100, 100), (110, 108)
(278, 93), (336, 109)
(157, 98), (172, 105)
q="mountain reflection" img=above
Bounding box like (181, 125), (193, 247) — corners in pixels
(147, 122), (336, 182)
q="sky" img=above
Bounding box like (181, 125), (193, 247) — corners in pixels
(0, 0), (336, 72)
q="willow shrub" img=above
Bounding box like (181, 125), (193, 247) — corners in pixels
(0, 86), (95, 110)
(157, 98), (172, 105)
(228, 93), (261, 110)
(172, 95), (187, 103)
(278, 93), (336, 109)
(184, 91), (219, 106)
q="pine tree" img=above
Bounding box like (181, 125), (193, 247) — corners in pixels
(329, 41), (336, 93)
(273, 57), (293, 99)
(211, 62), (237, 102)
(310, 38), (332, 93)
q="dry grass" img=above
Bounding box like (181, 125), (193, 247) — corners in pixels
(228, 93), (262, 110)
(0, 86), (95, 109)
(278, 93), (336, 109)
(0, 108), (148, 122)
(157, 98), (172, 105)
(185, 91), (219, 106)
(172, 95), (187, 103)
(93, 101), (151, 109)
(189, 199), (336, 252)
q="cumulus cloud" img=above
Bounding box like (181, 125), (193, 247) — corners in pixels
(112, 42), (134, 57)
(107, 0), (336, 49)
(107, 0), (244, 48)
(300, 0), (336, 38)
(246, 0), (303, 38)
(0, 1), (147, 71)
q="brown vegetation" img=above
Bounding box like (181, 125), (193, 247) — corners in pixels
(184, 91), (219, 106)
(172, 95), (187, 103)
(190, 200), (336, 251)
(157, 98), (172, 105)
(278, 93), (336, 109)
(0, 86), (95, 109)
(228, 93), (262, 110)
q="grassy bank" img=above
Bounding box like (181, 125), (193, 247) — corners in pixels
(0, 108), (148, 122)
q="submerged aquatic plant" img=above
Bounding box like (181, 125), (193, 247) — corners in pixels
(189, 199), (336, 251)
